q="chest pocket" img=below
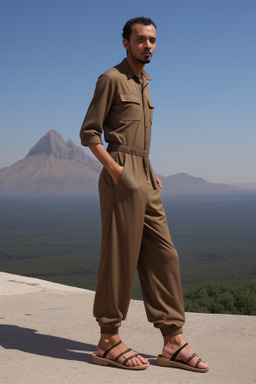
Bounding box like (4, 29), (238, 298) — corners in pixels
(120, 94), (141, 121)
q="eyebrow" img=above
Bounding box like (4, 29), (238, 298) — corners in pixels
(136, 35), (156, 39)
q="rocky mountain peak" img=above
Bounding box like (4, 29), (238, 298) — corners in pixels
(26, 130), (68, 159)
(25, 130), (93, 164)
(24, 129), (101, 171)
(0, 130), (101, 196)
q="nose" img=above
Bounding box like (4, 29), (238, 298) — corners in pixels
(144, 38), (151, 49)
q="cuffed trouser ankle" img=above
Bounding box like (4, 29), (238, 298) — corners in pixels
(93, 149), (185, 336)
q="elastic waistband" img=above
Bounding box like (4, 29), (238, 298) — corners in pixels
(107, 143), (149, 158)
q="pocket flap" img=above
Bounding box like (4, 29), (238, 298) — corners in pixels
(120, 94), (140, 104)
(147, 99), (154, 109)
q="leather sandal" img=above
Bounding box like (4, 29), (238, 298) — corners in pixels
(92, 340), (149, 370)
(157, 342), (209, 373)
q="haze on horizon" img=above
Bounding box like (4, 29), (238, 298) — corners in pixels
(1, 0), (255, 184)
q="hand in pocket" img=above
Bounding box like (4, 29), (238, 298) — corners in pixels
(110, 164), (124, 186)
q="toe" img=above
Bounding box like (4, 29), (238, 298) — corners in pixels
(189, 354), (210, 370)
(127, 357), (138, 367)
(127, 356), (147, 367)
(138, 354), (149, 365)
(197, 360), (210, 370)
(134, 357), (142, 366)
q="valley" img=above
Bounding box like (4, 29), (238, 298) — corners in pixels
(0, 193), (255, 314)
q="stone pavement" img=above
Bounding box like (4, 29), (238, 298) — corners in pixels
(0, 272), (255, 384)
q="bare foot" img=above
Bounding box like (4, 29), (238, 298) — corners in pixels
(97, 333), (149, 368)
(162, 334), (210, 371)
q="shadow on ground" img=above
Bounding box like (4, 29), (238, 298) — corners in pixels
(0, 324), (156, 365)
(0, 324), (95, 363)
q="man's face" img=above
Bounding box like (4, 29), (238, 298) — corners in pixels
(123, 23), (156, 64)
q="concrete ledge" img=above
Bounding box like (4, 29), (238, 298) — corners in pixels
(0, 272), (255, 384)
(0, 271), (88, 296)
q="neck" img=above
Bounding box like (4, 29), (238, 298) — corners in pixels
(126, 56), (145, 76)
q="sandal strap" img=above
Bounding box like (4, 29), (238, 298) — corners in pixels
(103, 340), (122, 358)
(186, 352), (197, 365)
(123, 353), (139, 366)
(114, 348), (131, 362)
(170, 342), (188, 361)
(195, 357), (202, 368)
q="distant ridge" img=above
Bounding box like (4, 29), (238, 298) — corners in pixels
(231, 182), (256, 191)
(159, 172), (239, 195)
(0, 130), (240, 196)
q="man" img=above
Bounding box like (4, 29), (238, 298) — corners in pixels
(80, 17), (209, 372)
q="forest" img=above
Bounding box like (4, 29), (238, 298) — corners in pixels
(0, 194), (256, 315)
(183, 280), (256, 315)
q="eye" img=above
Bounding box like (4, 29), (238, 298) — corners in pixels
(150, 38), (156, 44)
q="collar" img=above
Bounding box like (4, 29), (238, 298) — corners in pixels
(118, 58), (152, 81)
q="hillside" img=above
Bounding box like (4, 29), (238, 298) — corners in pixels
(0, 130), (101, 196)
(159, 173), (238, 195)
(0, 130), (240, 196)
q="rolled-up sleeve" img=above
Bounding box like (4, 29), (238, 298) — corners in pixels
(80, 74), (115, 146)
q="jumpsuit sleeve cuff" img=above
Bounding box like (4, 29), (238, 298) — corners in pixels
(81, 135), (103, 147)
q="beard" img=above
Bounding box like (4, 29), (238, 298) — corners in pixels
(138, 57), (151, 64)
(129, 47), (152, 64)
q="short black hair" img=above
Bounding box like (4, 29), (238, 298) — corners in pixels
(122, 17), (156, 41)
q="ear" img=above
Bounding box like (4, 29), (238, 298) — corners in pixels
(122, 38), (129, 50)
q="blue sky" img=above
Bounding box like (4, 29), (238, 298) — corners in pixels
(1, 0), (255, 183)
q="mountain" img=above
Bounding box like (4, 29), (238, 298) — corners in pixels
(231, 183), (256, 191)
(0, 130), (101, 196)
(0, 130), (240, 196)
(159, 173), (239, 195)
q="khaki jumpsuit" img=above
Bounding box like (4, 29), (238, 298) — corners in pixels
(80, 59), (185, 336)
